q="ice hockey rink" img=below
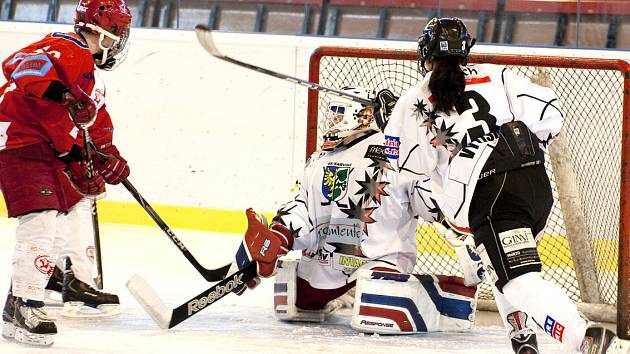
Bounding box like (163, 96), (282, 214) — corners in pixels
(0, 218), (572, 354)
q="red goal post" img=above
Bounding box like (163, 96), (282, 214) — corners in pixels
(307, 46), (630, 339)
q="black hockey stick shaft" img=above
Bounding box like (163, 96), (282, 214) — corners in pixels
(194, 25), (372, 106)
(120, 178), (232, 282)
(82, 127), (104, 289)
(168, 262), (257, 328)
(92, 201), (104, 289)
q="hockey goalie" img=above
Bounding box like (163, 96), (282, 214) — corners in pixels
(232, 86), (484, 334)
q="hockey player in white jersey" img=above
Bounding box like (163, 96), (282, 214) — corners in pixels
(231, 86), (484, 334)
(383, 17), (619, 354)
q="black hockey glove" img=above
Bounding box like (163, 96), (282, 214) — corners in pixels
(372, 89), (398, 131)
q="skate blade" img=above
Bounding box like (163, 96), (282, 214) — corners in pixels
(14, 328), (54, 347)
(43, 290), (64, 307)
(2, 321), (15, 340)
(61, 302), (121, 319)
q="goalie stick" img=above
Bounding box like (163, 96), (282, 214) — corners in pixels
(84, 138), (232, 283)
(194, 25), (371, 106)
(126, 262), (257, 329)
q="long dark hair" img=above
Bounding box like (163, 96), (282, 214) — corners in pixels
(428, 56), (466, 113)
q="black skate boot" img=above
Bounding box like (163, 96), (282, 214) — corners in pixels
(45, 266), (63, 294)
(2, 287), (16, 340)
(580, 325), (616, 354)
(61, 258), (120, 318)
(13, 298), (57, 346)
(507, 311), (539, 354)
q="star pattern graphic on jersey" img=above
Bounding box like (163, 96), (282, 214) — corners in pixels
(413, 99), (428, 120)
(286, 221), (303, 238)
(340, 197), (376, 234)
(367, 157), (393, 175)
(355, 171), (389, 205)
(430, 120), (457, 149)
(422, 109), (440, 134)
(272, 204), (297, 225)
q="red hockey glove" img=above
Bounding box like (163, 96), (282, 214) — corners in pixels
(232, 209), (294, 294)
(94, 145), (130, 185)
(63, 85), (96, 127)
(65, 161), (106, 197)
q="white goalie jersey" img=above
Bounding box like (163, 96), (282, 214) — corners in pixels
(383, 64), (564, 228)
(273, 131), (440, 290)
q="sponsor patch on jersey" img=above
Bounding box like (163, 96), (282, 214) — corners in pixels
(322, 163), (351, 202)
(440, 41), (449, 51)
(39, 188), (53, 196)
(544, 315), (565, 342)
(364, 145), (388, 161)
(11, 54), (53, 80)
(332, 253), (369, 272)
(383, 135), (400, 159)
(316, 217), (363, 245)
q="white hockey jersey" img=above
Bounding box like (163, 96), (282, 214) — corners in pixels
(384, 64), (563, 228)
(273, 131), (440, 289)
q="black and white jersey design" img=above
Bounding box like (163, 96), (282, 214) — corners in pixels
(272, 131), (440, 289)
(384, 64), (563, 228)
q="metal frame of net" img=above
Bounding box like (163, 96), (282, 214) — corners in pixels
(306, 47), (630, 335)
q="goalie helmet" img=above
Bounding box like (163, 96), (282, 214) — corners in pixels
(323, 86), (376, 143)
(417, 17), (475, 73)
(75, 0), (132, 70)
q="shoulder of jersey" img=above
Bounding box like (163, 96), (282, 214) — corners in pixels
(44, 32), (92, 58)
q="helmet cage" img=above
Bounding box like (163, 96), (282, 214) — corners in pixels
(323, 86), (376, 141)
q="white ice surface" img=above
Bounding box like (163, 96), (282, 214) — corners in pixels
(0, 218), (572, 354)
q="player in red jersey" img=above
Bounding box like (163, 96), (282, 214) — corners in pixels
(0, 0), (131, 346)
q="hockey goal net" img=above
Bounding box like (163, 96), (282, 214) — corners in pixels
(307, 46), (630, 337)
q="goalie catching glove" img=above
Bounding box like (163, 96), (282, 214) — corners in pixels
(233, 208), (294, 295)
(372, 89), (398, 131)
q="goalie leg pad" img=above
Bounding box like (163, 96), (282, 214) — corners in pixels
(274, 259), (355, 322)
(351, 269), (477, 334)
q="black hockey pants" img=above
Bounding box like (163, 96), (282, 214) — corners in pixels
(468, 157), (553, 292)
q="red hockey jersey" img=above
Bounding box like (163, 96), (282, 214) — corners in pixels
(0, 31), (114, 154)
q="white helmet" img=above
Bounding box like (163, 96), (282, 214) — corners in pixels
(323, 86), (376, 142)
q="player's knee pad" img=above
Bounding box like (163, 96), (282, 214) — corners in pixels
(273, 258), (326, 322)
(476, 226), (542, 292)
(351, 269), (477, 334)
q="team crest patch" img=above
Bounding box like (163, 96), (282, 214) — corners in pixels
(322, 163), (351, 202)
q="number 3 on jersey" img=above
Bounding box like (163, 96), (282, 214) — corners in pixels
(455, 90), (497, 141)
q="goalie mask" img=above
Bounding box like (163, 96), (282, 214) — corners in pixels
(323, 86), (376, 144)
(75, 0), (132, 70)
(418, 17), (475, 73)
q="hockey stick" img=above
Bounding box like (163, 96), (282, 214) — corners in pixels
(118, 179), (232, 282)
(126, 262), (256, 329)
(92, 200), (104, 289)
(83, 139), (232, 282)
(194, 25), (372, 106)
(81, 127), (105, 289)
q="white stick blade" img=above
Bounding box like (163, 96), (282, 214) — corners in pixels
(194, 25), (222, 57)
(126, 273), (172, 329)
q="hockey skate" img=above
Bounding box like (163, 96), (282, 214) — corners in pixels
(43, 266), (64, 306)
(507, 311), (539, 354)
(2, 288), (16, 341)
(510, 329), (539, 354)
(13, 298), (57, 346)
(61, 260), (120, 319)
(580, 325), (617, 354)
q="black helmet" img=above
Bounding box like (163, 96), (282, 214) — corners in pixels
(418, 17), (475, 72)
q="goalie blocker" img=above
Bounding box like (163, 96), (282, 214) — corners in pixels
(274, 259), (477, 334)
